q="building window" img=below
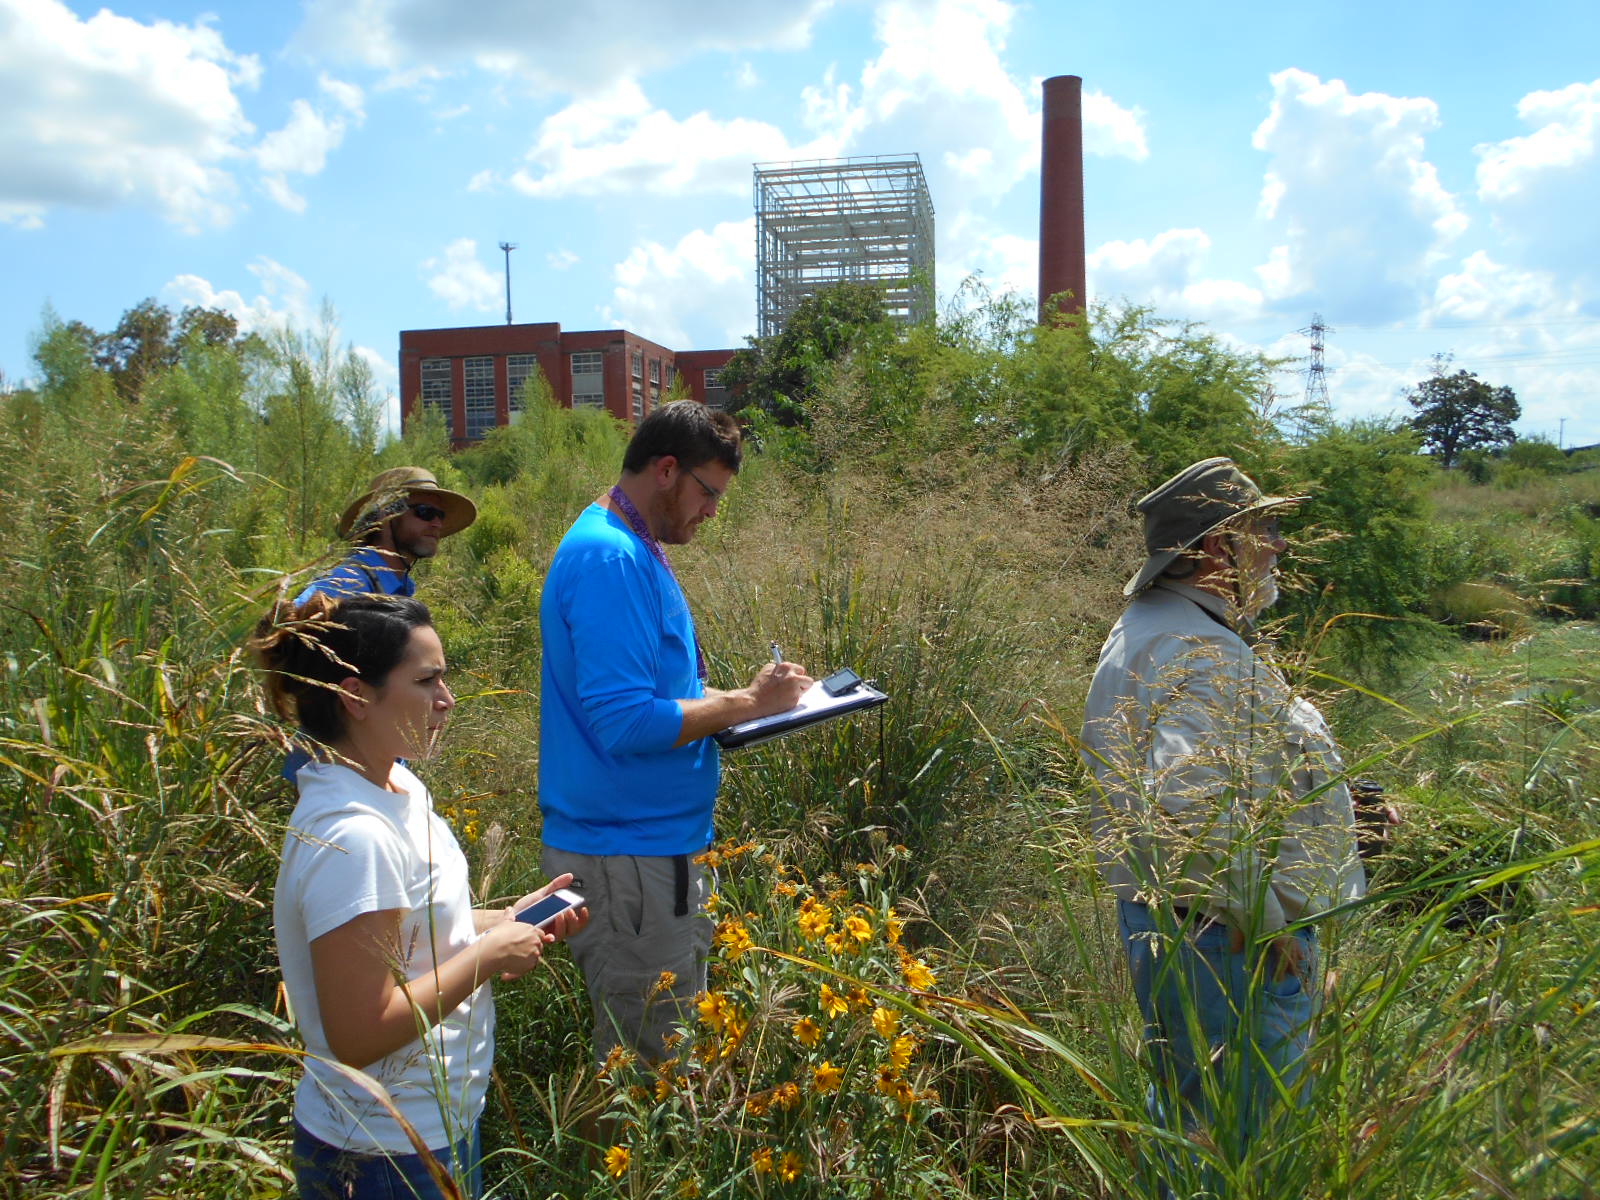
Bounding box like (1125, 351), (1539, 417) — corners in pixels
(649, 359), (660, 385)
(507, 354), (538, 417)
(631, 380), (644, 423)
(421, 358), (454, 434)
(703, 367), (727, 410)
(571, 351), (604, 408)
(631, 350), (643, 378)
(464, 356), (495, 439)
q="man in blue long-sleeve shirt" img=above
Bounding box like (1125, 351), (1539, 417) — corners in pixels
(539, 402), (811, 1063)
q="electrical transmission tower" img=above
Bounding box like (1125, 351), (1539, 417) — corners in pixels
(1295, 313), (1333, 438)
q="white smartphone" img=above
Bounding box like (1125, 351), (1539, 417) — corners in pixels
(514, 888), (585, 929)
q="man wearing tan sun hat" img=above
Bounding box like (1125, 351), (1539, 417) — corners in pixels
(1079, 457), (1365, 1187)
(296, 466), (477, 604)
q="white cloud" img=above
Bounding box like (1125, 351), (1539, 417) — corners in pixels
(253, 75), (366, 213)
(0, 0), (259, 230)
(162, 256), (317, 334)
(605, 219), (755, 348)
(547, 249), (579, 270)
(1250, 68), (1466, 321)
(1475, 79), (1600, 280)
(508, 79), (827, 198)
(1083, 88), (1148, 162)
(490, 0), (1146, 209)
(1428, 251), (1575, 325)
(295, 0), (834, 94)
(422, 238), (501, 312)
(939, 211), (1036, 308)
(1090, 229), (1264, 323)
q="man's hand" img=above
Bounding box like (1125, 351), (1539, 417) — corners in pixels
(1228, 926), (1312, 990)
(745, 660), (812, 718)
(673, 661), (814, 746)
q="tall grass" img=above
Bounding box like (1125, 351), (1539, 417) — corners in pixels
(3, 354), (1598, 1197)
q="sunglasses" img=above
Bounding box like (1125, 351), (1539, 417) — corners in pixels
(409, 503), (448, 523)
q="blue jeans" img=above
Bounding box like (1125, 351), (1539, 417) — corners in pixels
(1117, 900), (1318, 1180)
(292, 1120), (482, 1200)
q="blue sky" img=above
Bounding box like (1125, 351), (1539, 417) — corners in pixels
(4, 0), (1598, 446)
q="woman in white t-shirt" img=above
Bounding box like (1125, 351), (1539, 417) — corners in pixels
(254, 594), (585, 1199)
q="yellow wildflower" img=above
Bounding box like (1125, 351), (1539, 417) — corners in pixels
(792, 1015), (822, 1048)
(774, 1081), (801, 1111)
(823, 928), (850, 956)
(885, 908), (905, 946)
(703, 890), (721, 912)
(844, 913), (872, 942)
(772, 880), (798, 898)
(871, 1006), (899, 1039)
(678, 1178), (702, 1198)
(847, 986), (872, 1013)
(716, 918), (755, 960)
(796, 898), (832, 940)
(751, 1146), (774, 1175)
(812, 1060), (843, 1093)
(900, 953), (936, 991)
(650, 970), (678, 997)
(655, 1076), (672, 1101)
(697, 991), (730, 1032)
(746, 1091), (771, 1117)
(889, 1034), (917, 1071)
(818, 984), (848, 1020)
(604, 1145), (630, 1178)
(779, 1151), (803, 1184)
(875, 1065), (900, 1096)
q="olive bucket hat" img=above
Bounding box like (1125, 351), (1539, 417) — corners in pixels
(337, 466), (478, 541)
(1124, 457), (1306, 596)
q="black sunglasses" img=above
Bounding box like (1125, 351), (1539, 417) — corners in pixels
(409, 502), (448, 523)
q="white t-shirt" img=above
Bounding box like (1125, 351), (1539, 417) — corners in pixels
(274, 761), (494, 1153)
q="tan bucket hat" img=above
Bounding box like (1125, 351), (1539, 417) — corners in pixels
(1124, 457), (1305, 596)
(337, 466), (478, 541)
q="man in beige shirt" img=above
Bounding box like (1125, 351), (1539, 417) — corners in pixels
(1080, 457), (1364, 1180)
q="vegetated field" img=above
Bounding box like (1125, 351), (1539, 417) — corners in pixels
(3, 306), (1597, 1199)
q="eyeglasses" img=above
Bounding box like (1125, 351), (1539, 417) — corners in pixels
(684, 466), (724, 502)
(409, 503), (448, 523)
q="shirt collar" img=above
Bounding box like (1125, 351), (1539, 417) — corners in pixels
(1152, 578), (1236, 630)
(348, 544), (412, 579)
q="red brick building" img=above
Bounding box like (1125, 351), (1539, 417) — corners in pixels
(399, 323), (736, 447)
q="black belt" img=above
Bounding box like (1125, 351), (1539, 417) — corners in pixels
(673, 853), (689, 917)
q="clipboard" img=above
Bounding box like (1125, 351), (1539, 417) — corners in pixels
(714, 675), (888, 750)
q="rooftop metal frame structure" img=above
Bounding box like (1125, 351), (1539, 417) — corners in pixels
(754, 154), (935, 339)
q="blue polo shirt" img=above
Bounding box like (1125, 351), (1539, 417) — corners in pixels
(295, 546), (416, 604)
(538, 505), (718, 857)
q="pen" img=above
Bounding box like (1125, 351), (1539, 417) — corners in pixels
(770, 641), (783, 666)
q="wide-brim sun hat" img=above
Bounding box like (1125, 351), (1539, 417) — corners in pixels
(337, 466), (478, 541)
(1124, 457), (1306, 597)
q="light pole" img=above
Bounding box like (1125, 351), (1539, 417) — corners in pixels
(499, 241), (517, 325)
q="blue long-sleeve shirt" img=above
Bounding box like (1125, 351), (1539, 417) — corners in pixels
(538, 505), (719, 856)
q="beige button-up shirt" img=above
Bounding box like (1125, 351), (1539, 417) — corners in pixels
(1080, 581), (1365, 934)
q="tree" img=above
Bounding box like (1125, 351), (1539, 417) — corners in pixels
(719, 282), (897, 425)
(1408, 357), (1520, 468)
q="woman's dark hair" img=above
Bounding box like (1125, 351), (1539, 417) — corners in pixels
(251, 594), (433, 743)
(621, 400), (742, 475)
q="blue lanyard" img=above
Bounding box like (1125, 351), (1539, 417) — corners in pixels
(607, 487), (708, 682)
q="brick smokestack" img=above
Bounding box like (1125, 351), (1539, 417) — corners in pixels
(1039, 74), (1087, 321)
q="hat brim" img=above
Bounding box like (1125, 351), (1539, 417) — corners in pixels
(338, 484), (478, 540)
(1123, 493), (1305, 597)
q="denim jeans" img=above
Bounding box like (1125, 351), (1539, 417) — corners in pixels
(1117, 899), (1318, 1186)
(292, 1119), (482, 1200)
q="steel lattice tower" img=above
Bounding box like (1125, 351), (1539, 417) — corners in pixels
(754, 155), (935, 339)
(1299, 313), (1333, 411)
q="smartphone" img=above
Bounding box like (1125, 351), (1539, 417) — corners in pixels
(821, 667), (863, 696)
(514, 888), (585, 929)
